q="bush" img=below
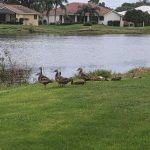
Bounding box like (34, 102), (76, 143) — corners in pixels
(108, 21), (120, 26)
(113, 21), (120, 26)
(61, 22), (73, 25)
(0, 49), (31, 86)
(83, 22), (92, 26)
(89, 69), (112, 79)
(108, 21), (113, 26)
(28, 25), (35, 33)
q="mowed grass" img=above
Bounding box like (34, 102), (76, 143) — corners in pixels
(1, 24), (150, 35)
(0, 77), (150, 150)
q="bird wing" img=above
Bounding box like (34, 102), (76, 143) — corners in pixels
(39, 75), (50, 83)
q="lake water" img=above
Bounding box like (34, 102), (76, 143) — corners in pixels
(0, 34), (150, 81)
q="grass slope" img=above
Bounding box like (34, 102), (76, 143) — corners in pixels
(0, 78), (150, 150)
(1, 24), (150, 35)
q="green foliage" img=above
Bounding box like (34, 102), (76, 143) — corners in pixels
(77, 4), (100, 23)
(28, 25), (35, 33)
(89, 69), (112, 78)
(83, 22), (92, 26)
(2, 24), (150, 35)
(124, 9), (150, 26)
(89, 0), (100, 4)
(116, 1), (150, 12)
(108, 21), (120, 26)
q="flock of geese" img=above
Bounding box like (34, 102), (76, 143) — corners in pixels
(36, 67), (122, 88)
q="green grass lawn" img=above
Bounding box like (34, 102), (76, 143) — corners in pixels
(1, 24), (150, 35)
(0, 77), (150, 150)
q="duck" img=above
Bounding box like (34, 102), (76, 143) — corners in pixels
(71, 79), (85, 85)
(91, 76), (106, 81)
(36, 67), (52, 88)
(77, 68), (91, 81)
(111, 75), (122, 81)
(54, 69), (72, 87)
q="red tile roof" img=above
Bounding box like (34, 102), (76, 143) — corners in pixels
(44, 2), (111, 16)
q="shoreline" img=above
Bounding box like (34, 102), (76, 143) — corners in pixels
(1, 24), (150, 36)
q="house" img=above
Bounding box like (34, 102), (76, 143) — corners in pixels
(118, 5), (150, 26)
(0, 3), (40, 25)
(43, 2), (124, 26)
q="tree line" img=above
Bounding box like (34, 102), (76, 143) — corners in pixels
(124, 9), (150, 26)
(116, 0), (150, 12)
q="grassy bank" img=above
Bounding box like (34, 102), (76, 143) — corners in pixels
(1, 24), (150, 35)
(0, 75), (150, 150)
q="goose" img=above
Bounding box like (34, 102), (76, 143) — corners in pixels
(111, 76), (122, 81)
(71, 79), (85, 85)
(77, 68), (91, 81)
(54, 69), (72, 87)
(36, 67), (52, 88)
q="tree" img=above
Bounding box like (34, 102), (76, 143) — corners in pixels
(99, 2), (105, 7)
(123, 9), (150, 26)
(77, 4), (100, 24)
(0, 0), (36, 7)
(116, 1), (150, 12)
(52, 0), (68, 24)
(30, 0), (53, 24)
(89, 0), (100, 4)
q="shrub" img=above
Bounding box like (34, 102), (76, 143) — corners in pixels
(61, 22), (73, 25)
(28, 25), (35, 33)
(108, 21), (120, 26)
(0, 49), (31, 86)
(108, 21), (113, 26)
(89, 69), (112, 79)
(83, 22), (92, 26)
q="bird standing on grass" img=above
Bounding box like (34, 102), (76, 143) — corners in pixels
(71, 79), (85, 85)
(54, 69), (72, 87)
(77, 68), (91, 81)
(36, 67), (52, 88)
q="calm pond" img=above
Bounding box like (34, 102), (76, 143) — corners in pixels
(0, 34), (150, 80)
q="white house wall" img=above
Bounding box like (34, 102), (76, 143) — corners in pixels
(43, 15), (60, 24)
(99, 11), (124, 27)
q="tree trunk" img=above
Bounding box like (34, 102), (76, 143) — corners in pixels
(54, 5), (57, 24)
(84, 15), (86, 24)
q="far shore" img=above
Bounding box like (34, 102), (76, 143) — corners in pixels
(1, 24), (150, 36)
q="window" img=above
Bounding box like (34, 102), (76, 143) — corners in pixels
(0, 14), (5, 22)
(99, 16), (104, 21)
(34, 15), (37, 20)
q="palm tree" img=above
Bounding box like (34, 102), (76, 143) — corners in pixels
(32, 0), (53, 24)
(89, 0), (100, 4)
(77, 4), (100, 24)
(51, 0), (68, 24)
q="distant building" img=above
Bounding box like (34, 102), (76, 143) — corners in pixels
(43, 2), (124, 27)
(118, 5), (150, 27)
(118, 5), (150, 16)
(0, 3), (40, 26)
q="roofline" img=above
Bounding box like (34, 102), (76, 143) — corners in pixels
(104, 10), (122, 17)
(0, 5), (40, 15)
(1, 6), (16, 14)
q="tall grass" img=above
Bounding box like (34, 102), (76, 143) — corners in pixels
(89, 69), (112, 78)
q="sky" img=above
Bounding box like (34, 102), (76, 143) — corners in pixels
(69, 0), (137, 8)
